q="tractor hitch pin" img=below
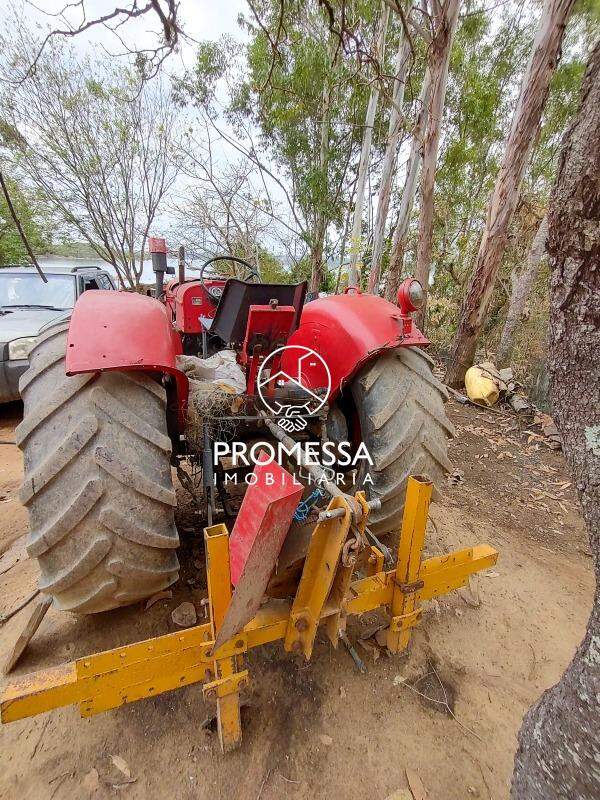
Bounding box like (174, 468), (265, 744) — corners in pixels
(318, 501), (392, 565)
(318, 498), (381, 522)
(261, 413), (391, 561)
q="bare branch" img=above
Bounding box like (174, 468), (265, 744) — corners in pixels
(1, 41), (184, 288)
(0, 171), (47, 282)
(7, 0), (182, 84)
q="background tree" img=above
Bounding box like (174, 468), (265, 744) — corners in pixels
(0, 175), (50, 264)
(3, 0), (181, 83)
(368, 23), (411, 293)
(496, 212), (548, 364)
(185, 2), (384, 295)
(511, 38), (600, 800)
(413, 0), (461, 328)
(347, 2), (389, 288)
(421, 5), (533, 340)
(384, 62), (431, 299)
(171, 139), (293, 281)
(0, 39), (184, 288)
(445, 0), (577, 387)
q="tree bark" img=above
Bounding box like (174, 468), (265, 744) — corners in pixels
(413, 0), (461, 330)
(368, 32), (410, 293)
(309, 37), (335, 296)
(309, 232), (326, 296)
(497, 213), (548, 365)
(511, 39), (600, 800)
(445, 0), (576, 388)
(384, 59), (433, 301)
(347, 2), (390, 290)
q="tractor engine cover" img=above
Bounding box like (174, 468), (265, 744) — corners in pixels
(166, 280), (226, 334)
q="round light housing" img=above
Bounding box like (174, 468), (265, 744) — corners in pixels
(396, 277), (425, 314)
(408, 279), (425, 308)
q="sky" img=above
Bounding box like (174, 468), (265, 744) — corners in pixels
(0, 0), (247, 63)
(0, 0), (296, 279)
(0, 1), (546, 282)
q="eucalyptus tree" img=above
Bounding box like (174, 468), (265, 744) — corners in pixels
(187, 2), (378, 294)
(413, 0), (461, 328)
(445, 0), (577, 387)
(497, 24), (591, 362)
(384, 63), (431, 299)
(347, 1), (390, 288)
(367, 26), (411, 293)
(511, 38), (600, 800)
(418, 4), (533, 326)
(496, 213), (548, 364)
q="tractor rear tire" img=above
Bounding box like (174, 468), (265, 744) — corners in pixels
(351, 346), (454, 537)
(16, 320), (180, 614)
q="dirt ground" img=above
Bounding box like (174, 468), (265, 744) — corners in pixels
(0, 397), (593, 800)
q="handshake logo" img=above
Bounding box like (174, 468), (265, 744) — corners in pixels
(257, 345), (331, 432)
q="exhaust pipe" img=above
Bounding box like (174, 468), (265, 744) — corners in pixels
(178, 245), (185, 284)
(149, 236), (167, 299)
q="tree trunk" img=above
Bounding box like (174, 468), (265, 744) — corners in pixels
(497, 213), (548, 365)
(511, 40), (600, 800)
(368, 32), (410, 294)
(347, 3), (390, 290)
(384, 66), (433, 301)
(445, 0), (576, 388)
(413, 0), (461, 330)
(308, 231), (325, 296)
(309, 36), (335, 296)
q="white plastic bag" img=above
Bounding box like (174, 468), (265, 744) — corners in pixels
(176, 351), (246, 394)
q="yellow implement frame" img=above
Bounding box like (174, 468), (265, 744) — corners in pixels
(0, 478), (498, 752)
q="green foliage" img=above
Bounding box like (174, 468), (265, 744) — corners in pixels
(186, 0), (395, 288)
(235, 1), (372, 241)
(183, 38), (236, 107)
(257, 247), (290, 283)
(0, 176), (50, 265)
(428, 5), (534, 300)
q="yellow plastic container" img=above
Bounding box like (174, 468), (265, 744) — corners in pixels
(464, 365), (499, 406)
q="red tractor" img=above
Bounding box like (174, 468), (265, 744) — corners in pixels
(16, 240), (453, 614)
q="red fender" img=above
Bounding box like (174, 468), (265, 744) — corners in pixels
(65, 290), (188, 418)
(284, 292), (429, 399)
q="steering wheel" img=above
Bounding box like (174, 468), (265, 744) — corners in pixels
(198, 256), (260, 303)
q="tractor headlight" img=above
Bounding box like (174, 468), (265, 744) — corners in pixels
(396, 277), (425, 314)
(8, 337), (36, 360)
(408, 279), (425, 308)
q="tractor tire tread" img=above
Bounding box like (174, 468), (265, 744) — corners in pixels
(352, 347), (453, 537)
(18, 320), (179, 614)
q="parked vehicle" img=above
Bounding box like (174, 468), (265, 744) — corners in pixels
(0, 265), (115, 402)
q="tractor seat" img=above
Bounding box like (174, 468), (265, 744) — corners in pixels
(210, 279), (307, 347)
